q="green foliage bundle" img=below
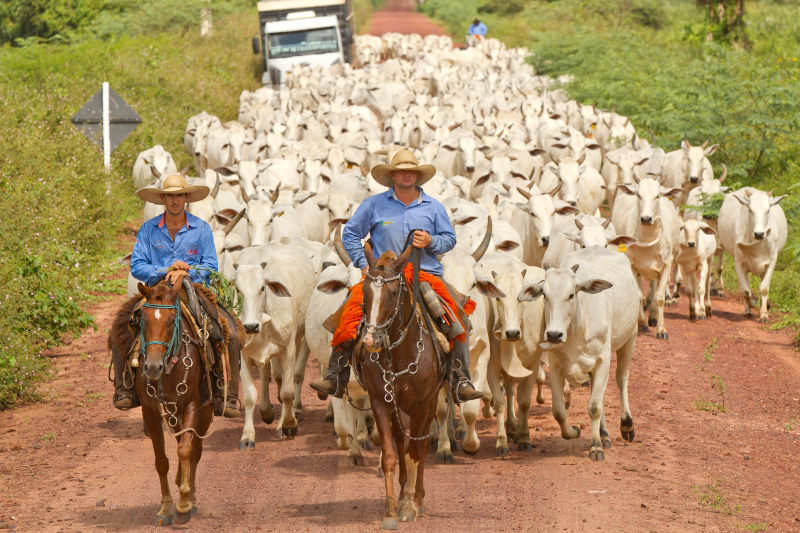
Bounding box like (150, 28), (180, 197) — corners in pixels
(0, 10), (260, 408)
(203, 270), (243, 318)
(683, 192), (726, 220)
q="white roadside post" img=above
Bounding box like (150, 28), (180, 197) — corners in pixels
(102, 82), (112, 175)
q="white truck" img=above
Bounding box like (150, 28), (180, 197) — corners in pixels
(254, 0), (355, 86)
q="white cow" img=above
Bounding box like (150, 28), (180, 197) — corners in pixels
(132, 145), (178, 190)
(236, 244), (316, 447)
(676, 219), (718, 320)
(518, 246), (638, 461)
(718, 187), (788, 322)
(662, 139), (717, 208)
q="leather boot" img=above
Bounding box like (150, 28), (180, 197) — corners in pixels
(112, 337), (139, 410)
(310, 343), (352, 400)
(223, 344), (241, 418)
(450, 339), (483, 403)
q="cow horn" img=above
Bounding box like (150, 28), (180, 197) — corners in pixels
(602, 217), (612, 229)
(210, 173), (221, 197)
(179, 165), (190, 177)
(718, 163), (728, 183)
(270, 183), (281, 204)
(516, 186), (531, 200)
(574, 219), (584, 231)
(701, 139), (709, 149)
(333, 225), (351, 266)
(471, 216), (493, 262)
(222, 208), (246, 235)
(683, 138), (691, 148)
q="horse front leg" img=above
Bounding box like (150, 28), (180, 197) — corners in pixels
(143, 406), (173, 526)
(400, 412), (434, 523)
(372, 401), (399, 530)
(173, 404), (198, 523)
(187, 403), (213, 514)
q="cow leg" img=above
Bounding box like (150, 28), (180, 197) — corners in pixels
(587, 353), (611, 461)
(616, 337), (636, 443)
(459, 397), (481, 454)
(434, 387), (453, 464)
(278, 339), (298, 438)
(734, 258), (754, 316)
(758, 255), (779, 323)
(710, 247), (725, 296)
(697, 261), (710, 319)
(349, 399), (367, 466)
(238, 357), (258, 450)
(331, 396), (350, 450)
(683, 266), (698, 320)
(515, 375), (534, 451)
(258, 363), (274, 424)
(703, 259), (713, 317)
(655, 266), (671, 340)
(549, 361), (580, 440)
(670, 262), (682, 302)
(144, 407), (173, 526)
(293, 339), (309, 417)
(535, 362), (546, 404)
(647, 279), (658, 329)
(504, 376), (518, 443)
(487, 362), (509, 456)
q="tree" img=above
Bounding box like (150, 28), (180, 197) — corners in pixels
(696, 0), (748, 46)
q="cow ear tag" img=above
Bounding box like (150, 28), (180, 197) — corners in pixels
(617, 243), (627, 253)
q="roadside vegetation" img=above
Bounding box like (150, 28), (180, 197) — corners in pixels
(421, 0), (800, 339)
(0, 0), (381, 409)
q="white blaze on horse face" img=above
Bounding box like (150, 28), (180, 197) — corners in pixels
(363, 280), (384, 348)
(154, 309), (161, 321)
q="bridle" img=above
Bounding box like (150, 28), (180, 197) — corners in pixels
(362, 270), (414, 351)
(139, 297), (182, 367)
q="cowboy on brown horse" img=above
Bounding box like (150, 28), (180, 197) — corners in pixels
(111, 173), (240, 417)
(311, 148), (484, 404)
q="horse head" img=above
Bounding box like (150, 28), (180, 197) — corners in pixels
(138, 281), (181, 380)
(361, 243), (413, 353)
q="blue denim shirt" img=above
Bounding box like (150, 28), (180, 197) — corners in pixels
(131, 212), (218, 286)
(342, 187), (456, 276)
(468, 22), (488, 36)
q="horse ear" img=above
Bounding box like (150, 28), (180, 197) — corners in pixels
(392, 245), (413, 271)
(364, 240), (377, 268)
(138, 282), (150, 297)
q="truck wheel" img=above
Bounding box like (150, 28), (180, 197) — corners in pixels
(252, 36), (260, 54)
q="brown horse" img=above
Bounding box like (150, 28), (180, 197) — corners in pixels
(354, 245), (447, 530)
(110, 281), (214, 526)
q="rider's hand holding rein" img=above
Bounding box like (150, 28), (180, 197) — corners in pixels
(166, 260), (190, 286)
(412, 230), (432, 249)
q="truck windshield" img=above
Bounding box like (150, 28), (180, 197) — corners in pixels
(268, 27), (339, 58)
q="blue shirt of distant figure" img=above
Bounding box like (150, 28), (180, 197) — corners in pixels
(131, 212), (218, 286)
(468, 21), (487, 36)
(342, 187), (456, 277)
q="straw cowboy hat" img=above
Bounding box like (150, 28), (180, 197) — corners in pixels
(136, 173), (209, 205)
(371, 148), (436, 187)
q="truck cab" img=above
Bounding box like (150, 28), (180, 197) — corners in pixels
(256, 0), (354, 86)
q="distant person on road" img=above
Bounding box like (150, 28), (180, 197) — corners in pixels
(467, 18), (487, 46)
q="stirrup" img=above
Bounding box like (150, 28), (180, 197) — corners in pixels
(223, 395), (241, 418)
(453, 379), (483, 403)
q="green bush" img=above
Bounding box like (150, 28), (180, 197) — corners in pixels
(0, 0), (109, 46)
(478, 0), (525, 16)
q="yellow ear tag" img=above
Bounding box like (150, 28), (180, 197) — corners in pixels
(591, 123), (597, 130)
(617, 243), (627, 253)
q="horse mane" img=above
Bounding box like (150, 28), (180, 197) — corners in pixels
(108, 295), (143, 352)
(375, 250), (398, 270)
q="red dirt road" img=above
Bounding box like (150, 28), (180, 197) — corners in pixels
(3, 2), (800, 532)
(365, 0), (448, 37)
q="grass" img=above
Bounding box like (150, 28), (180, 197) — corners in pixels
(695, 480), (742, 515)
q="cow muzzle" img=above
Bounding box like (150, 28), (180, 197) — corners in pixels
(243, 322), (260, 334)
(640, 216), (653, 224)
(754, 231), (765, 240)
(690, 176), (699, 184)
(541, 236), (550, 247)
(546, 330), (564, 344)
(505, 329), (521, 341)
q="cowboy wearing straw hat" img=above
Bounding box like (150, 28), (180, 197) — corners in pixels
(111, 173), (241, 416)
(310, 149), (483, 403)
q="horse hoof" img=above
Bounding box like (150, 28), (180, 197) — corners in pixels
(156, 514), (172, 526)
(495, 446), (509, 457)
(398, 508), (417, 522)
(518, 442), (533, 451)
(260, 409), (274, 425)
(173, 509), (192, 525)
(656, 332), (668, 340)
(416, 504), (426, 517)
(238, 439), (255, 450)
(382, 517), (399, 530)
(589, 449), (605, 461)
(436, 451), (454, 464)
(602, 438), (613, 450)
(282, 425), (298, 438)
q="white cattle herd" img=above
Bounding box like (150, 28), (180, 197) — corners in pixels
(130, 33), (788, 462)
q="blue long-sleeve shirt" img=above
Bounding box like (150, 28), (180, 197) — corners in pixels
(468, 22), (487, 36)
(342, 187), (456, 276)
(131, 212), (218, 286)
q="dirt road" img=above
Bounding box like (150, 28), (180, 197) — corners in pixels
(2, 1), (800, 531)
